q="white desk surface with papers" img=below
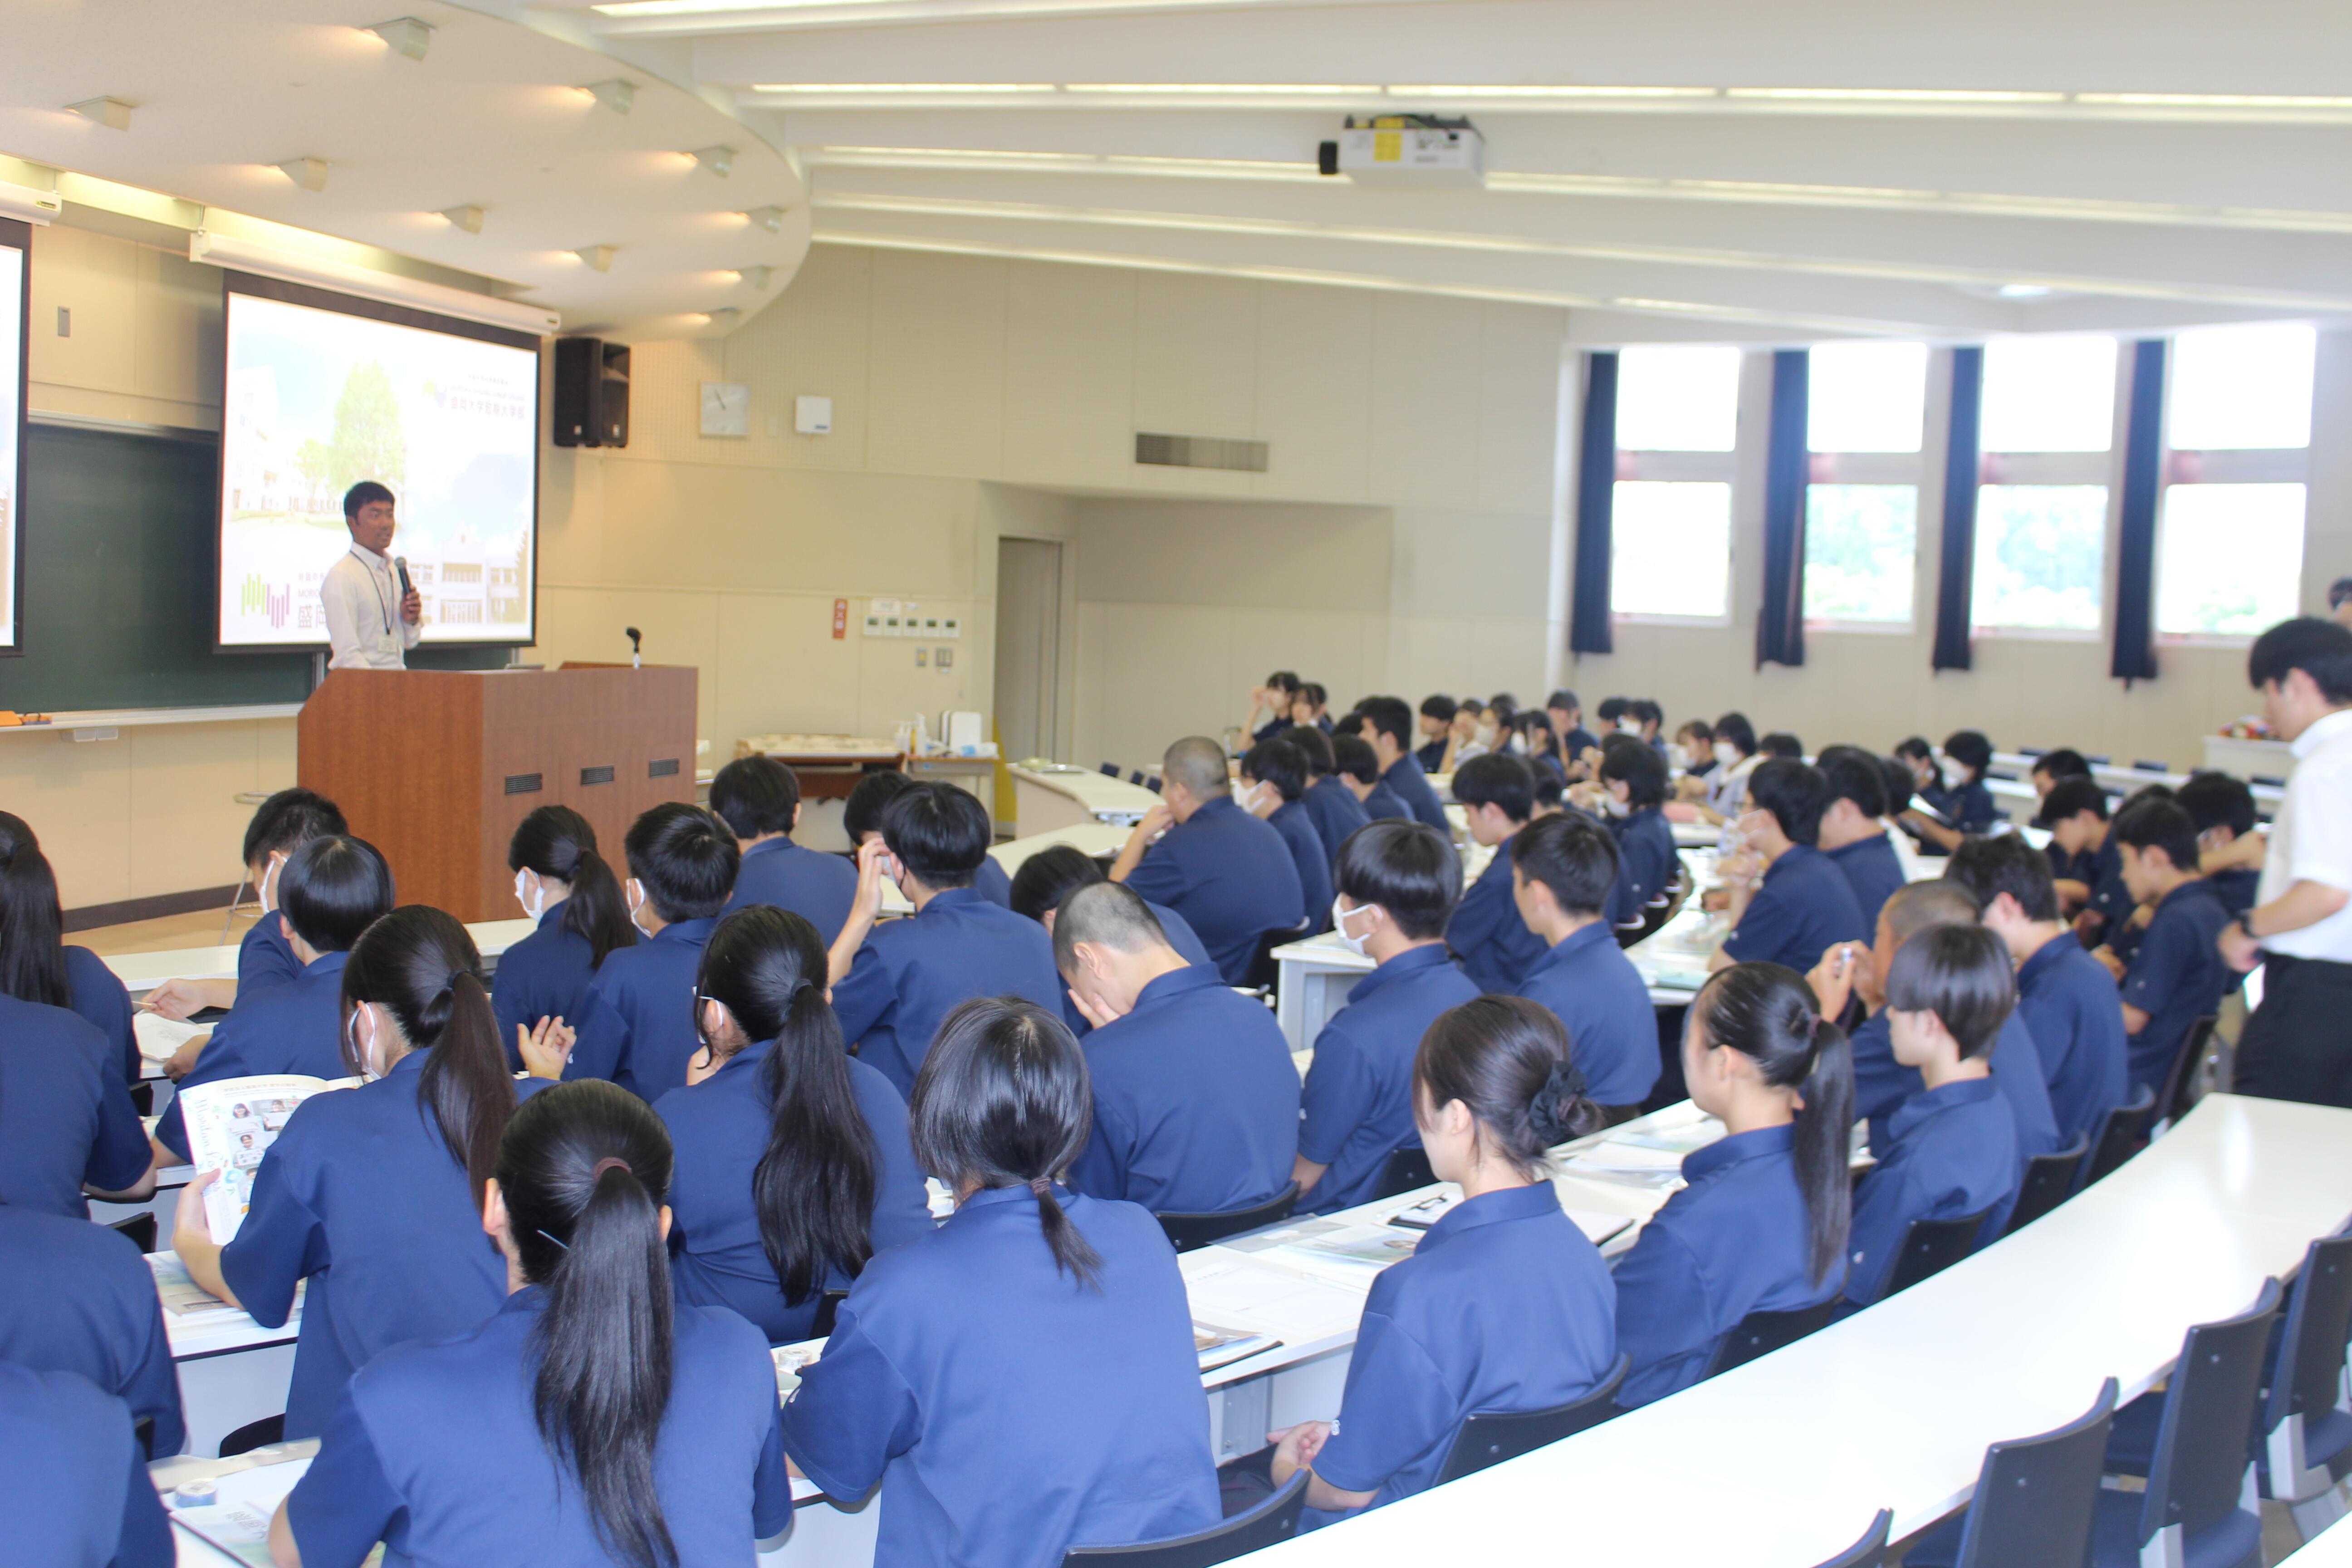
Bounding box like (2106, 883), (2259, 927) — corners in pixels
(1009, 764), (1163, 836)
(1225, 1093), (2352, 1568)
(148, 1251), (301, 1461)
(105, 918), (538, 1003)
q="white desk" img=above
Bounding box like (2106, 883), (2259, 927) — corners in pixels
(1009, 765), (1161, 836)
(2283, 1510), (2352, 1564)
(987, 820), (1134, 877)
(149, 1251), (301, 1459)
(1226, 1094), (2352, 1568)
(104, 918), (538, 1003)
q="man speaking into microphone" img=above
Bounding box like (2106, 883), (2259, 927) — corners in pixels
(321, 480), (422, 669)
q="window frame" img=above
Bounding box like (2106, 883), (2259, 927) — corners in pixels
(1801, 340), (1931, 636)
(1607, 347), (1746, 628)
(1969, 340), (2126, 642)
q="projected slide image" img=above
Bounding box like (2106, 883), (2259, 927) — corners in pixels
(0, 239), (20, 649)
(219, 291), (537, 646)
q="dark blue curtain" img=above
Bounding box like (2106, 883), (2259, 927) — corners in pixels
(1569, 352), (1618, 656)
(1931, 347), (1985, 671)
(2110, 339), (2167, 686)
(1756, 349), (1810, 669)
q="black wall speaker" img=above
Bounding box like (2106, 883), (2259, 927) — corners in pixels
(553, 337), (631, 447)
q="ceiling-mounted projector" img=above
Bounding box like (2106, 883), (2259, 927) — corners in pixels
(1316, 115), (1485, 187)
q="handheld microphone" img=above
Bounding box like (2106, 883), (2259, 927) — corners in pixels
(393, 556), (412, 597)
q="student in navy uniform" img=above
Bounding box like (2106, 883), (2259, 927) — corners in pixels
(493, 804), (636, 1073)
(561, 804), (739, 1099)
(172, 906), (553, 1439)
(1271, 997), (1616, 1524)
(1840, 926), (2020, 1306)
(2038, 775), (2118, 921)
(156, 835), (397, 1162)
(1613, 962), (1853, 1406)
(1808, 880), (2058, 1176)
(1901, 730), (2001, 853)
(1517, 710), (1571, 789)
(0, 1203), (184, 1456)
(829, 783), (1063, 1094)
(1008, 845), (1213, 1036)
(277, 1080), (792, 1568)
(1948, 835), (2129, 1146)
(1683, 711), (1762, 825)
(783, 998), (1221, 1568)
(1713, 758), (1870, 976)
(2112, 797), (2235, 1094)
(1677, 718), (1717, 780)
(1352, 697), (1450, 831)
(1594, 735), (1678, 930)
(1298, 681), (1335, 733)
(846, 767), (1015, 908)
(1814, 746), (1907, 936)
(2178, 770), (2263, 919)
(1296, 822), (1480, 1214)
(1413, 694), (1457, 773)
(1243, 669), (1305, 746)
(1448, 755), (1550, 992)
(1285, 723), (1374, 865)
(0, 991), (151, 1218)
(1239, 738), (1333, 935)
(1057, 882), (1299, 1214)
(1511, 813), (1660, 1115)
(1112, 736), (1305, 985)
(1333, 731), (1411, 823)
(1545, 689), (1599, 776)
(656, 905), (931, 1344)
(0, 1363), (172, 1568)
(0, 812), (136, 1083)
(712, 754), (860, 940)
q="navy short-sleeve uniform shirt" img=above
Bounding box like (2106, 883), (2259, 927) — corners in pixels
(158, 949), (353, 1160)
(288, 1289), (791, 1568)
(1058, 901), (1213, 1039)
(1383, 755), (1450, 832)
(655, 1039), (934, 1343)
(240, 911), (304, 995)
(1069, 965), (1300, 1215)
(1949, 778), (2000, 835)
(1121, 796), (1306, 985)
(725, 835), (860, 941)
(1362, 781), (1411, 823)
(830, 889), (1064, 1096)
(2121, 879), (2234, 1093)
(1842, 1078), (2017, 1305)
(973, 854), (1014, 908)
(1851, 1009), (2058, 1170)
(1303, 777), (1373, 866)
(782, 1186), (1220, 1568)
(1612, 1123), (1840, 1407)
(1606, 808), (1679, 929)
(65, 945), (137, 1084)
(1447, 843), (1548, 995)
(489, 902), (605, 1070)
(0, 1206), (184, 1457)
(1308, 1185), (1617, 1524)
(1825, 832), (1906, 936)
(1267, 799), (1333, 934)
(1298, 946), (1479, 1215)
(1516, 924), (1658, 1109)
(562, 916), (719, 1101)
(220, 1051), (548, 1438)
(2014, 932), (2131, 1146)
(1721, 844), (1870, 974)
(0, 995), (149, 1217)
(0, 1362), (172, 1568)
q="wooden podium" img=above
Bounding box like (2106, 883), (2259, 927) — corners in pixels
(297, 666), (698, 922)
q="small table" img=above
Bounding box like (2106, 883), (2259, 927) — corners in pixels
(1009, 765), (1163, 836)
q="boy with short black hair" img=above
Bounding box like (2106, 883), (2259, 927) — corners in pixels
(1239, 739), (1332, 934)
(1546, 690), (1598, 772)
(1594, 736), (1677, 930)
(1286, 725), (1372, 863)
(1711, 759), (1869, 975)
(710, 755), (859, 941)
(2176, 771), (2262, 917)
(1414, 695), (1458, 773)
(1355, 696), (1449, 831)
(1816, 745), (1904, 934)
(844, 767), (1014, 906)
(144, 788), (350, 1024)
(2112, 797), (2233, 1095)
(1510, 813), (1656, 1115)
(2038, 775), (2116, 920)
(1447, 754), (1548, 992)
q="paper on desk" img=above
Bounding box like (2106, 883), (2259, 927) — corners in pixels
(165, 1455), (312, 1564)
(1183, 1253), (1367, 1343)
(149, 1253), (245, 1321)
(1260, 1223), (1420, 1284)
(1386, 1191), (1635, 1248)
(133, 1011), (207, 1063)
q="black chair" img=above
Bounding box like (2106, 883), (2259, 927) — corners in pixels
(1099, 763), (1122, 777)
(809, 1288), (851, 1340)
(2074, 1084), (2158, 1192)
(1701, 1299), (1840, 1381)
(2134, 760), (2171, 773)
(1877, 1208), (1992, 1300)
(1810, 1509), (1892, 1568)
(1158, 1185), (1299, 1253)
(220, 1414), (286, 1457)
(2000, 1135), (2091, 1237)
(2152, 1015), (2220, 1135)
(1371, 1146), (1435, 1201)
(133, 1416), (157, 1460)
(1433, 1355), (1629, 1485)
(2090, 1279), (2280, 1568)
(129, 1080), (154, 1116)
(1062, 1471), (1308, 1568)
(1902, 1378), (2118, 1568)
(2255, 1230), (2352, 1539)
(108, 1212), (158, 1254)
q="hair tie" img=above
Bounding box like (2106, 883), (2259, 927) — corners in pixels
(590, 1156), (633, 1181)
(791, 978), (816, 1000)
(1027, 1176), (1053, 1198)
(1528, 1059), (1588, 1147)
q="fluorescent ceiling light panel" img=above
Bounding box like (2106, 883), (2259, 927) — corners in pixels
(2076, 92), (2352, 108)
(1388, 84), (1713, 98)
(1063, 83), (1381, 94)
(753, 83), (1052, 93)
(1725, 87), (2066, 102)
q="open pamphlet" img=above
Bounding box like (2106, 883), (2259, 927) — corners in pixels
(1193, 1323), (1282, 1372)
(161, 1450), (315, 1566)
(1383, 1191), (1634, 1248)
(174, 1075), (354, 1243)
(133, 1010), (208, 1065)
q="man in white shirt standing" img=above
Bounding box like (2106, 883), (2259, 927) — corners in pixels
(321, 481), (421, 669)
(2221, 616), (2352, 1105)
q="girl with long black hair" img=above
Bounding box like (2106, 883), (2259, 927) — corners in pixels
(1612, 960), (1854, 1406)
(271, 1079), (792, 1568)
(655, 904), (931, 1343)
(172, 906), (564, 1438)
(783, 997), (1220, 1568)
(0, 812), (135, 1082)
(496, 805), (637, 1072)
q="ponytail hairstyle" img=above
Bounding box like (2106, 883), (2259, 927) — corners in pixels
(1690, 962), (1854, 1286)
(499, 1081), (678, 1568)
(510, 806), (637, 969)
(0, 813), (69, 1009)
(910, 998), (1102, 1288)
(1415, 996), (1603, 1181)
(696, 906), (880, 1304)
(340, 906), (515, 1204)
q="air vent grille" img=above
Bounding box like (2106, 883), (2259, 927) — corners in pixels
(1135, 432), (1269, 473)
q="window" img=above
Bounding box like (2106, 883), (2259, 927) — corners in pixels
(2156, 324), (2314, 638)
(1610, 346), (1742, 620)
(1805, 343), (1928, 628)
(1973, 336), (2120, 634)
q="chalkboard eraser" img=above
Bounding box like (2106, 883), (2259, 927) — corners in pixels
(0, 712), (52, 726)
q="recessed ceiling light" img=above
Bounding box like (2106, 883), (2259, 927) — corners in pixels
(1996, 283), (2054, 299)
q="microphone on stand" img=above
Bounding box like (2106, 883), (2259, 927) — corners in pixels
(626, 626), (642, 671)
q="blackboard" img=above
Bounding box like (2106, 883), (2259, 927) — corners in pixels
(2, 423), (509, 712)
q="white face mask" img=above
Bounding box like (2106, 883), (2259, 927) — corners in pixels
(626, 878), (654, 937)
(1474, 723), (1497, 746)
(1713, 742), (1739, 768)
(1237, 781), (1273, 814)
(349, 1004), (387, 1083)
(515, 868), (546, 922)
(1601, 792), (1630, 818)
(1332, 897), (1379, 956)
(258, 851), (285, 915)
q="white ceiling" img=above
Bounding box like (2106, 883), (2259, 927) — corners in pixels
(13, 0), (2352, 340)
